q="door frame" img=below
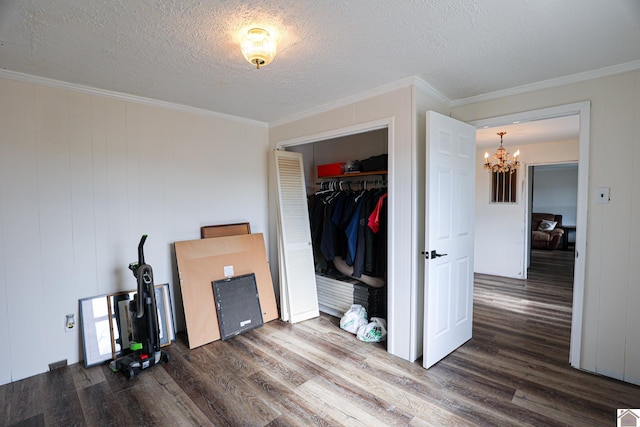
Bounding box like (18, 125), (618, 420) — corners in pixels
(525, 161), (579, 272)
(470, 101), (590, 369)
(273, 117), (407, 353)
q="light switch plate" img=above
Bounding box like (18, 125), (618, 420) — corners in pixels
(596, 187), (610, 204)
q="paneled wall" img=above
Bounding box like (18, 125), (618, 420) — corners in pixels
(453, 70), (640, 385)
(0, 76), (269, 384)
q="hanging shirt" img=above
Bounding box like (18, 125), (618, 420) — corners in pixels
(352, 190), (375, 278)
(344, 191), (367, 266)
(367, 192), (388, 233)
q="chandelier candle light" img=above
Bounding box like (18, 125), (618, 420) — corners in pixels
(483, 132), (520, 173)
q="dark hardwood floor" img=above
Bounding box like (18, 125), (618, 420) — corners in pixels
(2, 249), (639, 426)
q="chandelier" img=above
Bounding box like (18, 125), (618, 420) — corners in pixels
(483, 132), (520, 173)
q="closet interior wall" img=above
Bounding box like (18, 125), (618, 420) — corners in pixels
(286, 128), (388, 319)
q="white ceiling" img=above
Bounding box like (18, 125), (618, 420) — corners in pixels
(476, 115), (580, 149)
(1, 1), (639, 124)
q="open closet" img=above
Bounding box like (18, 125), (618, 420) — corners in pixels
(285, 128), (389, 330)
(273, 108), (476, 367)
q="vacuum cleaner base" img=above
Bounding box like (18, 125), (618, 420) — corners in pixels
(110, 350), (170, 380)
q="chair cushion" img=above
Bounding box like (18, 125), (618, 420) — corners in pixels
(532, 230), (551, 242)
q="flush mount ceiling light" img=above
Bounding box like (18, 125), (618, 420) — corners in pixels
(483, 132), (520, 173)
(241, 28), (276, 69)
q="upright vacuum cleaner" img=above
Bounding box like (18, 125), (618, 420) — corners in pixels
(110, 235), (170, 379)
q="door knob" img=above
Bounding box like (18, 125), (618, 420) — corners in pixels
(421, 250), (448, 259)
(430, 250), (447, 259)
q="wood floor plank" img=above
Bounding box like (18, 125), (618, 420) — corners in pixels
(232, 331), (326, 387)
(161, 346), (255, 426)
(159, 347), (238, 425)
(128, 367), (215, 427)
(40, 367), (85, 426)
(325, 355), (472, 426)
(76, 381), (132, 426)
(496, 347), (640, 405)
(179, 346), (282, 426)
(7, 413), (44, 427)
(2, 248), (640, 425)
(263, 324), (358, 370)
(511, 387), (612, 427)
(311, 367), (415, 426)
(3, 375), (43, 425)
(249, 370), (340, 427)
(295, 377), (401, 426)
(368, 355), (559, 426)
(267, 318), (371, 365)
(70, 360), (106, 391)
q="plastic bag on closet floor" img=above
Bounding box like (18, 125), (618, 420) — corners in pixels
(340, 304), (368, 334)
(356, 317), (387, 343)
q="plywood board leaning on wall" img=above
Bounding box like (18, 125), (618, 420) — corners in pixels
(175, 233), (278, 349)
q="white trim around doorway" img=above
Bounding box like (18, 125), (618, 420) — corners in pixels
(273, 117), (409, 357)
(470, 101), (590, 370)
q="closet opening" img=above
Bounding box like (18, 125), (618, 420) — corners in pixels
(284, 126), (390, 346)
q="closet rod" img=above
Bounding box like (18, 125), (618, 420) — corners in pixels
(315, 179), (387, 190)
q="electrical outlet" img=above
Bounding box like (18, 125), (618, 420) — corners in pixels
(65, 313), (75, 332)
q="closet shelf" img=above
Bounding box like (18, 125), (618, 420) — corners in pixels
(318, 170), (387, 179)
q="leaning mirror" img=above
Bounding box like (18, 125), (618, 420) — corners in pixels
(108, 290), (137, 359)
(79, 294), (113, 368)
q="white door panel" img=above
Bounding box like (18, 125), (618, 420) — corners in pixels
(423, 111), (476, 369)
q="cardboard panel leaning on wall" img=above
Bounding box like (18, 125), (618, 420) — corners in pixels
(174, 233), (278, 349)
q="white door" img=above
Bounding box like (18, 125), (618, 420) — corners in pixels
(423, 111), (476, 369)
(273, 149), (319, 323)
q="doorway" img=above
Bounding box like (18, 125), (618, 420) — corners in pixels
(527, 162), (579, 270)
(471, 101), (590, 369)
(273, 118), (402, 352)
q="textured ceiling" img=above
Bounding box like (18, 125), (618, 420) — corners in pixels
(1, 0), (640, 123)
(476, 115), (580, 149)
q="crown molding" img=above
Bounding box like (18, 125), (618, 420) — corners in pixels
(451, 60), (640, 108)
(0, 69), (268, 127)
(269, 76), (425, 128)
(412, 76), (451, 106)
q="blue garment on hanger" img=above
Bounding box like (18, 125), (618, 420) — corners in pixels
(345, 192), (366, 266)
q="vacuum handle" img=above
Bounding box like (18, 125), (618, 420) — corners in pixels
(138, 234), (147, 265)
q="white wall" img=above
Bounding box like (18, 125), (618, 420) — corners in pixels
(0, 76), (270, 385)
(532, 163), (579, 228)
(474, 139), (578, 278)
(453, 69), (640, 385)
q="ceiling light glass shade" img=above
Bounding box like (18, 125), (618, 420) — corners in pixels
(241, 28), (276, 69)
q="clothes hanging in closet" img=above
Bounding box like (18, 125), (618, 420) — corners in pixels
(308, 186), (387, 279)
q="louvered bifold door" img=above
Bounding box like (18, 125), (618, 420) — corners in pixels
(273, 149), (319, 323)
